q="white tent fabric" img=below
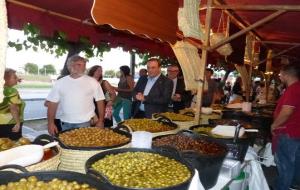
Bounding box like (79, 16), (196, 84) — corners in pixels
(0, 0), (7, 102)
(171, 41), (203, 91)
(178, 0), (203, 40)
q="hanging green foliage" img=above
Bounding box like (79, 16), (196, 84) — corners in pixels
(137, 52), (178, 68)
(8, 23), (111, 59)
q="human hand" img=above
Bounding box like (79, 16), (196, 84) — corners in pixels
(95, 120), (104, 128)
(136, 92), (145, 101)
(48, 123), (58, 136)
(12, 123), (21, 132)
(106, 100), (113, 107)
(172, 94), (181, 101)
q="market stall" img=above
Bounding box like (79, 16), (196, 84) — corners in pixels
(2, 0), (300, 189)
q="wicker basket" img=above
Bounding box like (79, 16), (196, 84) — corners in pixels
(25, 146), (61, 172)
(58, 144), (129, 173)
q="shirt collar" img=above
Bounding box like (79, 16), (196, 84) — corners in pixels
(148, 73), (161, 81)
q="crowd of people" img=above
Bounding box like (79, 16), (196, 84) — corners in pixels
(0, 54), (299, 189)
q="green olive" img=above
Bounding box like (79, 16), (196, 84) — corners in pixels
(1, 176), (96, 190)
(91, 152), (191, 189)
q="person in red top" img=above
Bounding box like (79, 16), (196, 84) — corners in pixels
(271, 63), (300, 190)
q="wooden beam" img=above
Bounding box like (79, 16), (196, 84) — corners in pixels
(208, 10), (285, 51)
(7, 0), (94, 26)
(258, 45), (300, 65)
(176, 32), (203, 49)
(195, 0), (213, 124)
(208, 4), (300, 11)
(213, 0), (264, 42)
(261, 41), (300, 46)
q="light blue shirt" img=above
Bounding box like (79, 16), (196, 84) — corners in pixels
(139, 74), (161, 111)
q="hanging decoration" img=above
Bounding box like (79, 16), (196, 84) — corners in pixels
(0, 0), (7, 102)
(235, 64), (251, 100)
(244, 34), (260, 66)
(210, 11), (233, 57)
(178, 0), (203, 40)
(171, 41), (202, 91)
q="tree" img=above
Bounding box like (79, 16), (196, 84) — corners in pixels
(39, 64), (56, 75)
(104, 70), (116, 78)
(24, 63), (38, 74)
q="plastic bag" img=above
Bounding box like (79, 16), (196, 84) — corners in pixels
(244, 147), (270, 190)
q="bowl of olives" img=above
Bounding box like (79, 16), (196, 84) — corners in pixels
(85, 148), (194, 190)
(0, 165), (110, 190)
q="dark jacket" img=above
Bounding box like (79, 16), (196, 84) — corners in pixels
(172, 78), (192, 113)
(132, 75), (173, 118)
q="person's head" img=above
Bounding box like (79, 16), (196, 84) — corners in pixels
(205, 68), (214, 80)
(119, 65), (131, 77)
(167, 65), (180, 80)
(66, 55), (87, 76)
(226, 81), (231, 86)
(147, 58), (161, 78)
(139, 68), (147, 77)
(88, 65), (103, 81)
(4, 68), (19, 87)
(279, 63), (300, 86)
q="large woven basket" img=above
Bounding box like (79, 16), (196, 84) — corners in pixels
(58, 144), (129, 173)
(26, 146), (61, 172)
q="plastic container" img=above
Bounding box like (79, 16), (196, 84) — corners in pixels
(131, 131), (152, 148)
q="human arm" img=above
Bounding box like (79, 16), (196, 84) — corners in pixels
(10, 104), (21, 132)
(103, 81), (116, 106)
(47, 101), (59, 135)
(95, 100), (105, 128)
(271, 105), (295, 131)
(143, 78), (173, 105)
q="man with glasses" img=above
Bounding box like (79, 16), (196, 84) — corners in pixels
(167, 65), (191, 112)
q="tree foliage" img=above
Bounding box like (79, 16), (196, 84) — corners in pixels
(8, 23), (111, 59)
(104, 70), (116, 78)
(24, 63), (38, 74)
(137, 52), (178, 68)
(39, 64), (56, 75)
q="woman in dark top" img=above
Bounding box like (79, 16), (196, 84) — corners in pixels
(88, 65), (116, 127)
(113, 65), (134, 123)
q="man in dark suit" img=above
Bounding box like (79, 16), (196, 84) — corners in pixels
(132, 58), (173, 118)
(167, 65), (191, 113)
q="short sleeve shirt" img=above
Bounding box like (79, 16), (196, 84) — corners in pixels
(47, 75), (105, 123)
(274, 81), (300, 138)
(0, 86), (25, 124)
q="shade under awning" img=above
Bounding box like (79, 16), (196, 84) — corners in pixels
(91, 0), (179, 44)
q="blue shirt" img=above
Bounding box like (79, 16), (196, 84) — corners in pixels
(139, 74), (161, 111)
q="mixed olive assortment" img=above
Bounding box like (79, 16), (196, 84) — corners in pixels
(0, 176), (96, 190)
(0, 137), (31, 151)
(122, 119), (174, 133)
(91, 152), (191, 188)
(59, 127), (129, 147)
(158, 112), (194, 121)
(153, 134), (226, 156)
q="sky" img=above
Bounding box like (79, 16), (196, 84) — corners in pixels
(5, 29), (144, 74)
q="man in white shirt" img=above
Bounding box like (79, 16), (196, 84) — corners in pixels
(46, 55), (105, 135)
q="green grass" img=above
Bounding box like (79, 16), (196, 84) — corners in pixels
(16, 83), (52, 89)
(18, 74), (51, 82)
